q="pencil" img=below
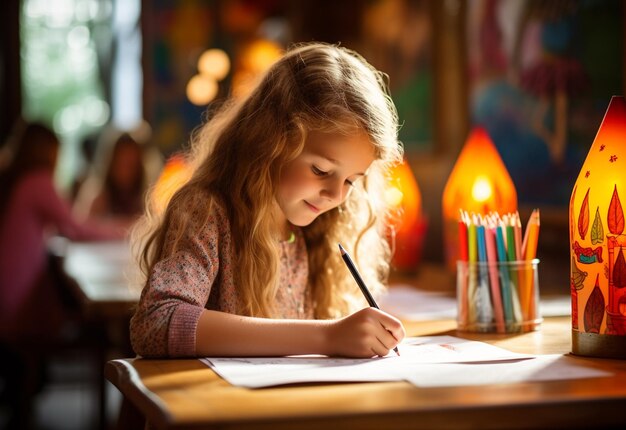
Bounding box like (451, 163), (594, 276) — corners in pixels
(514, 212), (523, 262)
(457, 211), (469, 328)
(512, 211), (529, 321)
(467, 215), (478, 324)
(337, 243), (400, 356)
(495, 224), (515, 325)
(484, 219), (505, 333)
(475, 221), (493, 326)
(522, 209), (540, 261)
(522, 209), (541, 322)
(458, 211), (468, 261)
(504, 216), (523, 323)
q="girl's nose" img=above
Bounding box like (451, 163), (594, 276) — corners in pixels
(321, 178), (345, 203)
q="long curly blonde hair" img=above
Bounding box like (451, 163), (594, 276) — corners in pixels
(133, 42), (402, 319)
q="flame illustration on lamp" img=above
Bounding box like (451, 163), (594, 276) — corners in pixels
(570, 96), (626, 359)
(386, 158), (426, 272)
(442, 127), (518, 270)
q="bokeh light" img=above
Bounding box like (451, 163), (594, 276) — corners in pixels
(198, 48), (230, 81)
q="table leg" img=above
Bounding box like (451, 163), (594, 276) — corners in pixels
(115, 397), (145, 430)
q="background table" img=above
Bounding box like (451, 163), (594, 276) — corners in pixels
(105, 316), (626, 430)
(49, 238), (140, 430)
(50, 238), (140, 319)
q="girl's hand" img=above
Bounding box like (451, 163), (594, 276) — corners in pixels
(324, 307), (405, 358)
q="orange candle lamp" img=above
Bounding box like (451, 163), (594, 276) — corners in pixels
(570, 96), (626, 359)
(386, 158), (426, 272)
(442, 127), (518, 270)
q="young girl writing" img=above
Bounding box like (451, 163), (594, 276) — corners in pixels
(130, 42), (406, 358)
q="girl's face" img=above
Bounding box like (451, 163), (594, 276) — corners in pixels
(276, 130), (375, 229)
(111, 141), (142, 189)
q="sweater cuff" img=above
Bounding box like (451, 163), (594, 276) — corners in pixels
(168, 304), (204, 357)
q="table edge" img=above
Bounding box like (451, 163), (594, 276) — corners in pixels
(105, 358), (174, 429)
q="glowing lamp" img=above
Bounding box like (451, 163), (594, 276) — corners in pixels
(442, 127), (518, 269)
(151, 154), (192, 214)
(570, 96), (626, 359)
(386, 158), (427, 272)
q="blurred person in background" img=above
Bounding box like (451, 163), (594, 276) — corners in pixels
(0, 120), (124, 429)
(74, 124), (161, 230)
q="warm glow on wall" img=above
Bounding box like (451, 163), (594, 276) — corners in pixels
(386, 158), (426, 272)
(570, 96), (626, 359)
(442, 127), (517, 269)
(151, 154), (192, 214)
(232, 39), (282, 98)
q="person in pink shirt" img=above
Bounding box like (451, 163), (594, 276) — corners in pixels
(130, 43), (406, 359)
(0, 121), (122, 427)
(0, 121), (123, 337)
(74, 126), (161, 229)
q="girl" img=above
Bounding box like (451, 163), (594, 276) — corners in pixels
(130, 42), (406, 359)
(0, 121), (122, 428)
(74, 128), (161, 228)
(0, 121), (122, 338)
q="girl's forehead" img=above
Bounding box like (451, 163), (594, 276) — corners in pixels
(303, 130), (374, 153)
(302, 130), (376, 169)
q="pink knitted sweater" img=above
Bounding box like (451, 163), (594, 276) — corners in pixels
(129, 200), (313, 358)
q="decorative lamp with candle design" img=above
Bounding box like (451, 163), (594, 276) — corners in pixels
(385, 158), (427, 272)
(570, 96), (626, 359)
(442, 127), (518, 270)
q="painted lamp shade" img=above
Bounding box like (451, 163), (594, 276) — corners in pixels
(442, 127), (518, 270)
(570, 96), (626, 359)
(386, 158), (426, 272)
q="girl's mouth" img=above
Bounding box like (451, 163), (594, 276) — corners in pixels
(304, 201), (320, 213)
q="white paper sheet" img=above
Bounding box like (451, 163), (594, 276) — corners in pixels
(200, 335), (534, 388)
(403, 354), (612, 387)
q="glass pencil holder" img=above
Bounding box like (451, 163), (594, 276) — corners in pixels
(456, 259), (542, 333)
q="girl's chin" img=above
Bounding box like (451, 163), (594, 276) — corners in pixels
(288, 213), (319, 227)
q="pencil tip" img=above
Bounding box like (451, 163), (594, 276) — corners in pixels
(337, 243), (344, 252)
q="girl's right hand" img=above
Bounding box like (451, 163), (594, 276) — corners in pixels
(324, 307), (405, 358)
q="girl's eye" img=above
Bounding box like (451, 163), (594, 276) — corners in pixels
(312, 165), (328, 176)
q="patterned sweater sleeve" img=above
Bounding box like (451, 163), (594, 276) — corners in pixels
(130, 207), (225, 358)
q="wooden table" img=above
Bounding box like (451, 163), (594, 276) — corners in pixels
(49, 238), (141, 430)
(50, 238), (141, 319)
(105, 316), (626, 430)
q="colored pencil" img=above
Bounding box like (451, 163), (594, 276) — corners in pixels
(522, 209), (541, 322)
(467, 215), (478, 324)
(458, 211), (469, 327)
(476, 221), (493, 326)
(495, 224), (514, 325)
(484, 219), (506, 333)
